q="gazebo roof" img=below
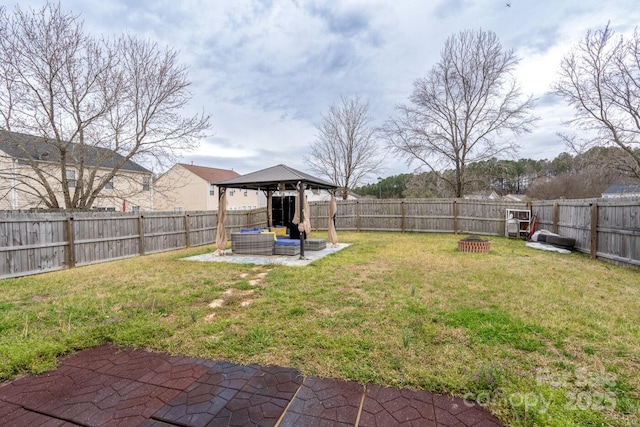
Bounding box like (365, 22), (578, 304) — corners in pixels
(216, 164), (337, 191)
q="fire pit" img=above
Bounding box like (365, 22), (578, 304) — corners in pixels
(458, 235), (491, 253)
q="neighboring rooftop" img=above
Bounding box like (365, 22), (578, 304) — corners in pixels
(463, 190), (500, 200)
(602, 184), (640, 197)
(177, 163), (240, 183)
(0, 130), (151, 174)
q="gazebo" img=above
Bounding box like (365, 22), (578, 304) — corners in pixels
(215, 164), (339, 258)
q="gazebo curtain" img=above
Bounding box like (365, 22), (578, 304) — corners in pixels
(292, 182), (311, 236)
(214, 188), (227, 255)
(328, 192), (338, 247)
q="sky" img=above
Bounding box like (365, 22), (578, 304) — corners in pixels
(3, 0), (640, 182)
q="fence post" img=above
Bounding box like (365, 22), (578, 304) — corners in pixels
(553, 201), (559, 234)
(138, 214), (145, 255)
(453, 200), (458, 234)
(66, 216), (75, 268)
(184, 213), (191, 248)
(356, 201), (361, 232)
(401, 200), (406, 233)
(590, 202), (598, 259)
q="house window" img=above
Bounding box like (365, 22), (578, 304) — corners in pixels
(104, 175), (114, 190)
(65, 169), (76, 188)
(209, 183), (215, 196)
(142, 176), (150, 191)
(244, 190), (248, 197)
(131, 205), (140, 213)
(229, 189), (235, 196)
(173, 206), (183, 213)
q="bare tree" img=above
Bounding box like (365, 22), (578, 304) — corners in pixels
(305, 96), (384, 199)
(383, 29), (537, 197)
(525, 147), (638, 199)
(404, 171), (455, 198)
(0, 2), (210, 209)
(555, 24), (640, 179)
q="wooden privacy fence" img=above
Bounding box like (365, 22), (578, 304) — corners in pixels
(0, 208), (269, 279)
(308, 199), (528, 236)
(533, 198), (640, 267)
(1, 198), (638, 278)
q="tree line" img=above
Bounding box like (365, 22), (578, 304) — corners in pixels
(354, 147), (639, 199)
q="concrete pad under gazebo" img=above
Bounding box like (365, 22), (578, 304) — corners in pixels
(215, 164), (339, 258)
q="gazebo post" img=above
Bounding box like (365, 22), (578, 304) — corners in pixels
(267, 190), (273, 228)
(299, 182), (305, 259)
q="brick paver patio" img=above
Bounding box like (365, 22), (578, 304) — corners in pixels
(0, 344), (503, 426)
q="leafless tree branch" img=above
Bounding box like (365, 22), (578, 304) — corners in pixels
(0, 2), (210, 210)
(554, 23), (640, 178)
(305, 95), (384, 199)
(382, 29), (537, 197)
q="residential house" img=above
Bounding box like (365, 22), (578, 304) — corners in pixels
(154, 163), (266, 212)
(0, 130), (153, 211)
(306, 189), (358, 202)
(601, 184), (640, 199)
(463, 190), (501, 200)
(502, 194), (527, 202)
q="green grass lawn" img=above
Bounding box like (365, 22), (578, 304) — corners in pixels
(0, 232), (638, 426)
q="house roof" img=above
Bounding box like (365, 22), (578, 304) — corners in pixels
(503, 194), (526, 202)
(602, 184), (640, 195)
(0, 130), (151, 174)
(216, 164), (337, 191)
(178, 163), (239, 183)
(464, 190), (500, 200)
